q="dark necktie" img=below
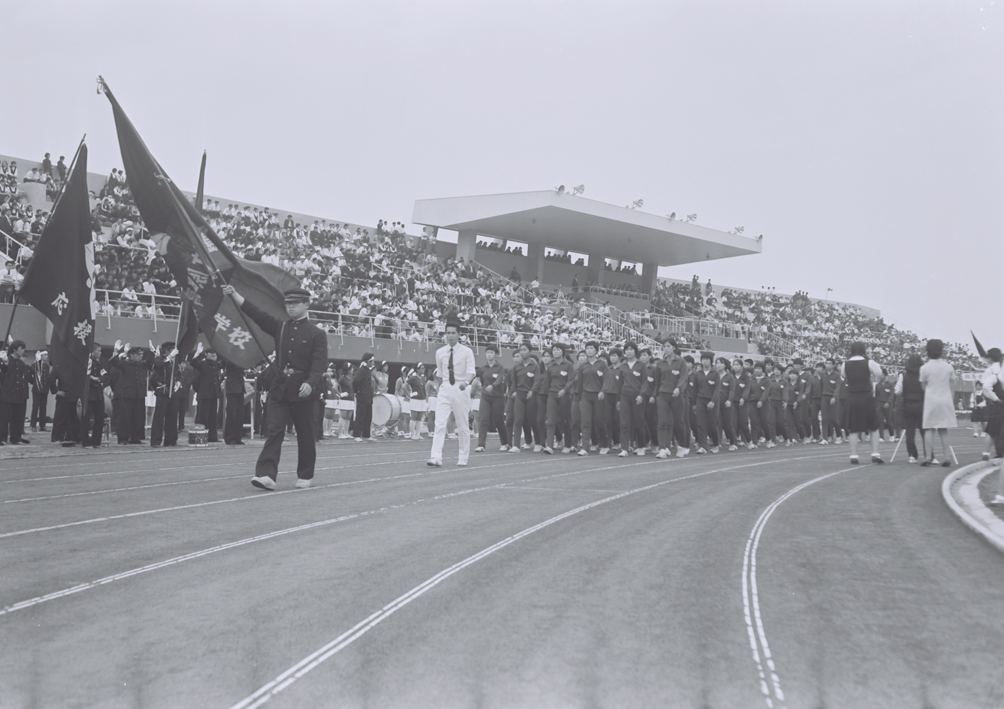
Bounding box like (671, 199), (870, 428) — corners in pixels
(448, 347), (455, 385)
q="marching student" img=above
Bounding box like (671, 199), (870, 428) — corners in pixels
(782, 368), (800, 448)
(651, 341), (688, 458)
(618, 342), (646, 456)
(751, 362), (773, 447)
(766, 361), (788, 445)
(569, 350), (587, 451)
(544, 343), (573, 454)
(577, 341), (610, 456)
(808, 362), (824, 443)
(682, 354), (699, 449)
(638, 348), (659, 451)
(820, 357), (842, 444)
(794, 358), (814, 443)
(602, 347), (623, 452)
(507, 343), (539, 452)
(731, 359), (754, 448)
(716, 357), (738, 451)
(427, 318), (476, 467)
(532, 349), (551, 451)
(475, 345), (508, 452)
(692, 351), (721, 454)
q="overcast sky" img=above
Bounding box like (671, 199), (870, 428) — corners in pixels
(6, 0), (1001, 352)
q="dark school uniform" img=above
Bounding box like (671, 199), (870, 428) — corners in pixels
(532, 363), (549, 446)
(618, 359), (646, 450)
(240, 300), (328, 482)
(693, 367), (722, 449)
(545, 360), (573, 449)
(718, 371), (738, 446)
(578, 358), (609, 450)
(47, 364), (80, 444)
(223, 361), (247, 444)
(821, 368), (842, 439)
(652, 354), (688, 450)
(150, 356), (185, 447)
(477, 361), (508, 448)
(30, 359), (49, 430)
(733, 370), (753, 444)
(82, 359), (110, 447)
(767, 373), (788, 441)
(192, 354), (223, 442)
(602, 362), (622, 448)
(807, 372), (823, 439)
(110, 352), (153, 443)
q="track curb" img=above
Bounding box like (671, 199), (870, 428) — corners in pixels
(942, 459), (1004, 554)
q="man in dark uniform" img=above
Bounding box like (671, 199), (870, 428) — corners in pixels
(0, 340), (31, 445)
(474, 344), (508, 452)
(81, 343), (110, 448)
(150, 342), (183, 447)
(222, 358), (247, 445)
(192, 345), (223, 442)
(48, 362), (82, 446)
(223, 285), (327, 490)
(353, 353), (375, 441)
(176, 359), (197, 432)
(30, 349), (49, 432)
(110, 342), (153, 444)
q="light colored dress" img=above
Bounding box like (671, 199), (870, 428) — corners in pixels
(920, 359), (957, 429)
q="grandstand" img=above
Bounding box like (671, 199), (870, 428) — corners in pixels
(0, 150), (984, 380)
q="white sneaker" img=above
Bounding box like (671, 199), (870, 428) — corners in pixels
(533, 445), (542, 453)
(509, 446), (520, 453)
(251, 476), (276, 490)
(543, 446), (553, 454)
(696, 447), (707, 455)
(618, 450), (629, 457)
(295, 478), (312, 489)
(819, 439), (828, 445)
(908, 456), (917, 463)
(590, 445), (598, 452)
(655, 449), (668, 459)
(474, 446), (485, 452)
(728, 445), (738, 451)
(456, 460), (468, 466)
(522, 443), (531, 450)
(561, 447), (573, 454)
(766, 441), (776, 448)
(354, 437), (363, 442)
(747, 442), (757, 450)
(426, 458), (443, 467)
(578, 448), (588, 456)
(500, 444), (509, 451)
(710, 446), (720, 454)
(635, 448), (646, 456)
(599, 447), (610, 455)
(447, 433), (458, 440)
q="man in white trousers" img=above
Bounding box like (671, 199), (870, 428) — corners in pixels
(428, 319), (476, 467)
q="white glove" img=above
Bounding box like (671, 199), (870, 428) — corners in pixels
(169, 349), (179, 360)
(149, 340), (156, 352)
(35, 351), (43, 362)
(195, 342), (204, 357)
(123, 343), (131, 353)
(113, 339), (123, 351)
(0, 351), (7, 362)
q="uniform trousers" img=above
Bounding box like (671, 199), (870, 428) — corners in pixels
(355, 395), (373, 439)
(545, 394), (572, 449)
(579, 392), (609, 449)
(430, 383), (471, 463)
(769, 400), (787, 441)
(619, 396), (645, 450)
(510, 392), (537, 448)
(535, 394), (547, 446)
(81, 398), (105, 447)
(797, 399), (812, 438)
(821, 398), (839, 438)
(151, 396), (180, 446)
(478, 396), (508, 448)
(720, 401), (737, 446)
(570, 395), (582, 448)
(31, 390), (48, 429)
(902, 401), (923, 459)
(644, 399), (658, 448)
(809, 399), (821, 438)
(257, 395), (316, 480)
(51, 398), (80, 443)
(754, 403), (772, 441)
(656, 394), (685, 450)
(694, 399), (719, 448)
(118, 397), (145, 443)
(605, 397), (620, 447)
(784, 405), (799, 441)
(196, 397), (220, 442)
(878, 402), (897, 437)
(735, 403), (752, 444)
(0, 400), (28, 443)
(224, 393), (245, 443)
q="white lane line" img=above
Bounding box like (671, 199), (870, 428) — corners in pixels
(2, 475), (248, 504)
(1, 450), (413, 484)
(226, 465), (741, 709)
(741, 466), (856, 709)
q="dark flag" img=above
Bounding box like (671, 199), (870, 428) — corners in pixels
(973, 331), (988, 359)
(18, 142), (95, 400)
(99, 77), (298, 368)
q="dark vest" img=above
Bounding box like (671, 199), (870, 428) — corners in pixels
(902, 371), (924, 403)
(845, 358), (872, 394)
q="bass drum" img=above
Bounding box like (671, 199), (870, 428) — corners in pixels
(372, 394), (403, 426)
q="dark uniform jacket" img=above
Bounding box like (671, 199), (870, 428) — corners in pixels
(110, 353), (153, 399)
(241, 300), (328, 402)
(86, 360), (112, 401)
(47, 364), (77, 401)
(192, 355), (224, 400)
(478, 362), (507, 399)
(353, 364), (374, 399)
(652, 356), (686, 398)
(152, 357), (187, 399)
(31, 361), (50, 394)
(546, 360), (573, 397)
(1, 356), (30, 403)
(223, 361), (246, 396)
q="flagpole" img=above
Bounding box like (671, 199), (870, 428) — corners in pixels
(5, 134), (88, 347)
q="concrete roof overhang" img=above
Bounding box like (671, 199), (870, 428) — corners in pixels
(412, 190), (761, 267)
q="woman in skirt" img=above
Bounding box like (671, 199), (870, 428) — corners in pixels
(839, 341), (885, 464)
(919, 339), (957, 467)
(894, 354), (925, 463)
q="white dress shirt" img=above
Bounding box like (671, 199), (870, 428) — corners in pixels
(436, 343), (476, 387)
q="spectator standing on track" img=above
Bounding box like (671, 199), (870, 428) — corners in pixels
(30, 349), (49, 432)
(224, 285), (328, 490)
(919, 338), (957, 468)
(840, 341), (884, 464)
(894, 353), (925, 463)
(427, 318), (475, 467)
(353, 353), (375, 442)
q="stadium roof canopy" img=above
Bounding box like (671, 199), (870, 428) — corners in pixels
(412, 190), (761, 267)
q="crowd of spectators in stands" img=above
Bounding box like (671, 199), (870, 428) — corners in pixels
(0, 153), (983, 371)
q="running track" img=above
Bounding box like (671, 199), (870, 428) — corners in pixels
(1, 433), (1001, 708)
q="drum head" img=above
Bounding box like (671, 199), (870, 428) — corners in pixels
(372, 395), (391, 426)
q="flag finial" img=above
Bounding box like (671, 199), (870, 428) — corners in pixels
(96, 76), (107, 95)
